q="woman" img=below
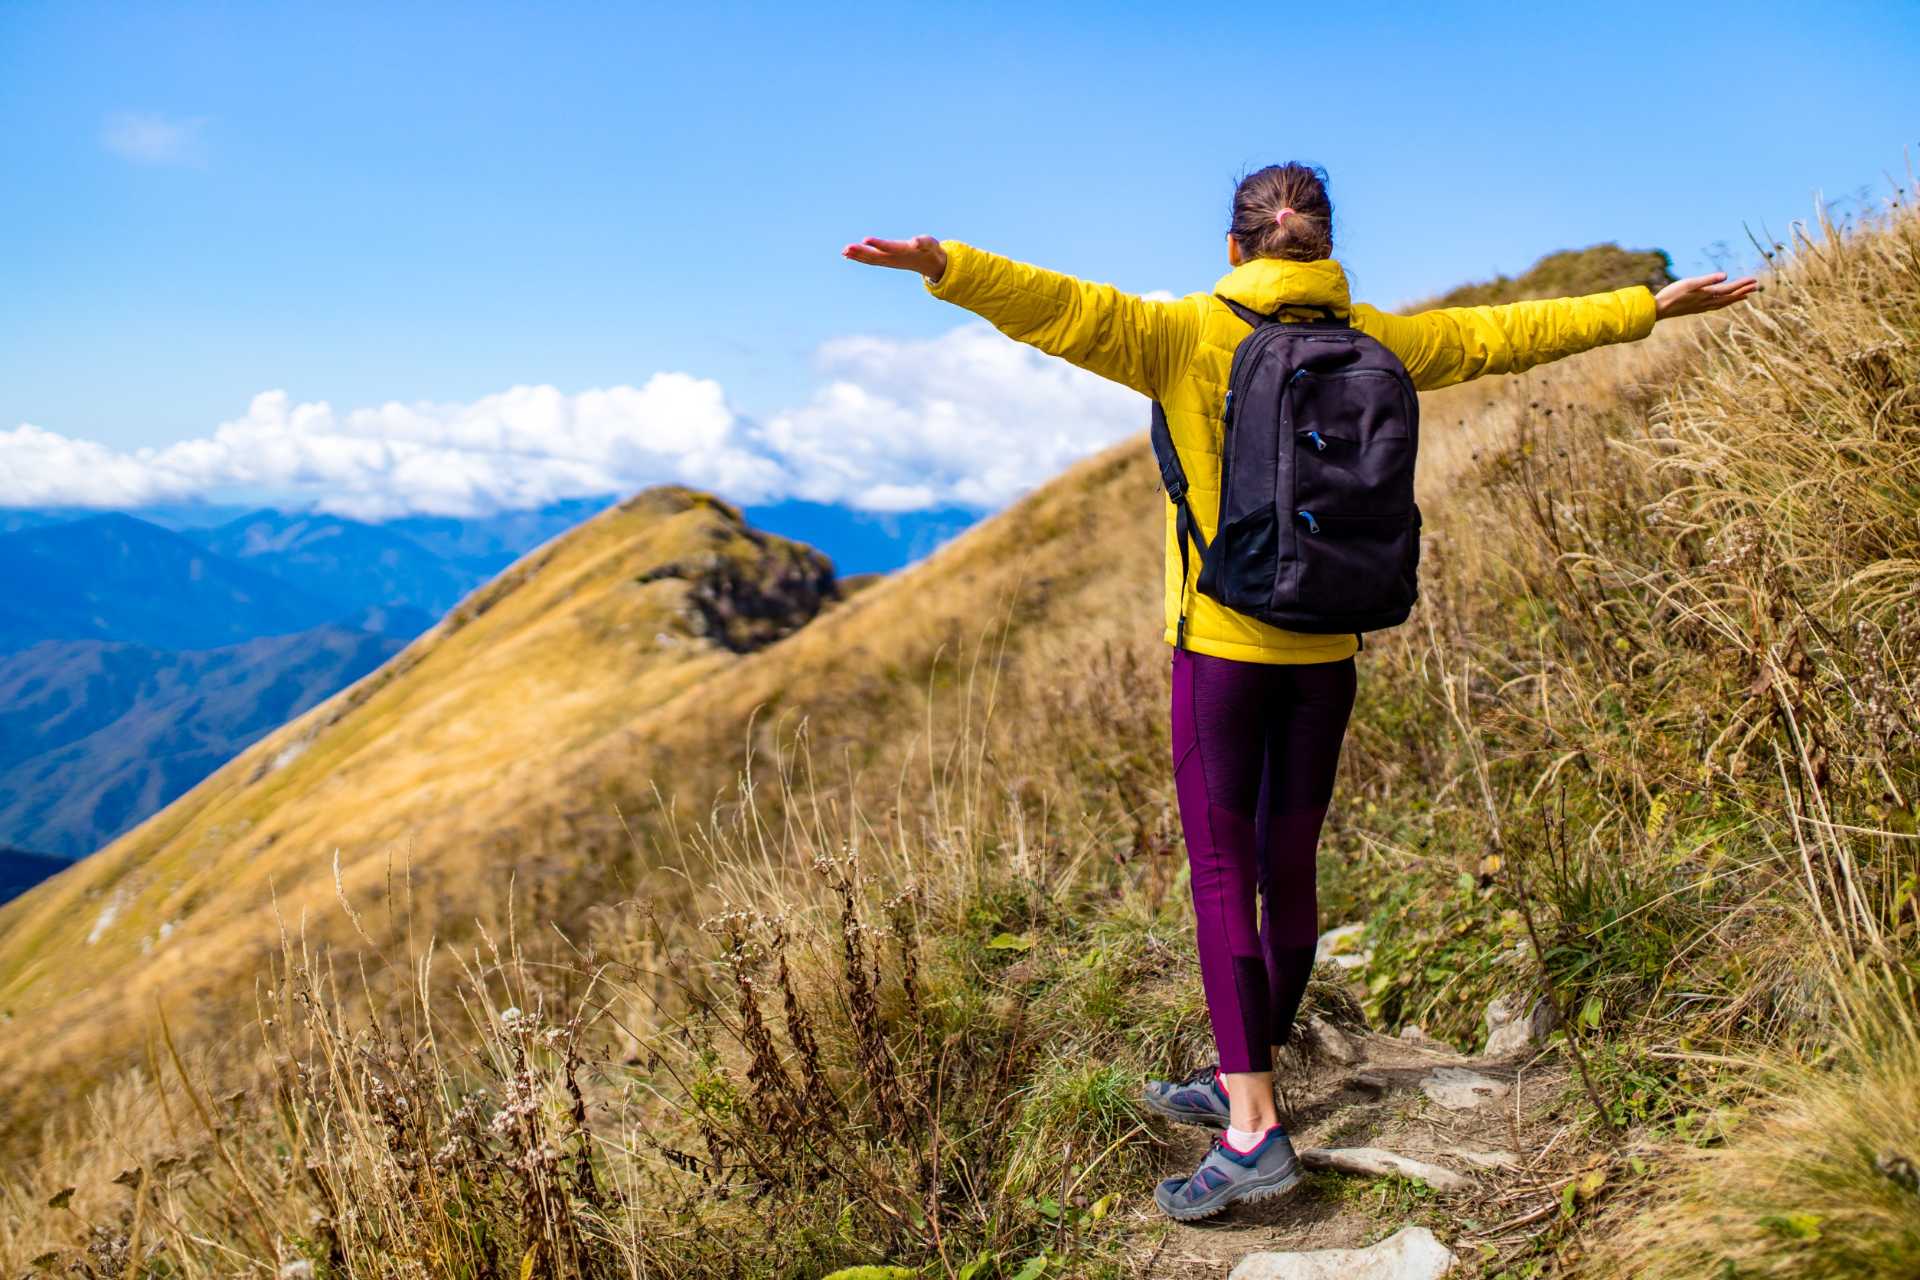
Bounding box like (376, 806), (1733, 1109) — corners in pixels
(844, 163), (1756, 1220)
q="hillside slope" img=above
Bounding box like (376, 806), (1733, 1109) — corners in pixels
(0, 449), (1162, 1110)
(1405, 242), (1676, 311)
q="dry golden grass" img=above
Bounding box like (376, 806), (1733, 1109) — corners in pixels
(1329, 193), (1919, 1272)
(1591, 978), (1920, 1279)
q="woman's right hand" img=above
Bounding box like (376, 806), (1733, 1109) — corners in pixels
(1653, 271), (1760, 320)
(842, 235), (948, 283)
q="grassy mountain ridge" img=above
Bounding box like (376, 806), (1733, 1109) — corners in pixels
(0, 487), (833, 1113)
(1403, 242), (1677, 312)
(0, 501), (645, 860)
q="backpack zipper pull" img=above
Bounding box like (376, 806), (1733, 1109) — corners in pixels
(1298, 510), (1320, 534)
(1307, 430), (1326, 451)
(1222, 389), (1234, 422)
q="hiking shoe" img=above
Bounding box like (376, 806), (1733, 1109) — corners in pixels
(1152, 1126), (1301, 1221)
(1142, 1064), (1232, 1128)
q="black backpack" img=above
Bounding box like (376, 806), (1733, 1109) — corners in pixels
(1151, 296), (1422, 645)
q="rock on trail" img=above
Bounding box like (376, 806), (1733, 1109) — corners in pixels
(1227, 1226), (1455, 1280)
(1303, 1015), (1361, 1064)
(1419, 1067), (1511, 1110)
(1298, 1147), (1473, 1193)
(1450, 1149), (1522, 1170)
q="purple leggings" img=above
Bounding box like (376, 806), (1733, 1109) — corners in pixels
(1171, 648), (1357, 1074)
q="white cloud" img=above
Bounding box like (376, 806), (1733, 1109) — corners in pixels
(764, 323), (1146, 511)
(1, 323), (1151, 520)
(101, 112), (208, 166)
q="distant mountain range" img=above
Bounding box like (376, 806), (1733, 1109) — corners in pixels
(0, 514), (358, 651)
(187, 511), (493, 618)
(0, 627), (408, 859)
(0, 493), (985, 890)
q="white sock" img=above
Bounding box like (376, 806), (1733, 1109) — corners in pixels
(1225, 1124), (1268, 1152)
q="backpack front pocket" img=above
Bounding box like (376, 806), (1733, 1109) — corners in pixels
(1288, 370), (1416, 513)
(1202, 504), (1280, 613)
(1288, 511), (1419, 617)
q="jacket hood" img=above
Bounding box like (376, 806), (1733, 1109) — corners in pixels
(1212, 257), (1351, 317)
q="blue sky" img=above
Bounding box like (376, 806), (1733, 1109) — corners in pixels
(2, 1), (1916, 518)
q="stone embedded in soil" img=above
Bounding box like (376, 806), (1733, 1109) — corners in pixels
(1300, 1146), (1474, 1192)
(1420, 1066), (1512, 1110)
(1315, 922), (1372, 969)
(1482, 996), (1527, 1057)
(1228, 1225), (1455, 1280)
(1350, 1071), (1394, 1095)
(1304, 1015), (1360, 1064)
(1451, 1149), (1523, 1170)
(1396, 1024), (1458, 1053)
(1483, 994), (1558, 1057)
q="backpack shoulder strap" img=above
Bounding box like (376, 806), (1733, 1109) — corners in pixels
(1149, 401), (1208, 650)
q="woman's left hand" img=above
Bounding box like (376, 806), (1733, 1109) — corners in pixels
(1654, 271), (1760, 320)
(842, 235), (948, 282)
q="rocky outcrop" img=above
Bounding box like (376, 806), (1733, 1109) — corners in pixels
(635, 528), (836, 653)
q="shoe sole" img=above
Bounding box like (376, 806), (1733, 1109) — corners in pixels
(1141, 1096), (1230, 1128)
(1155, 1165), (1301, 1222)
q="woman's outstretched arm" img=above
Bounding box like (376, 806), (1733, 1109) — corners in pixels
(843, 236), (1204, 400)
(1355, 271), (1760, 391)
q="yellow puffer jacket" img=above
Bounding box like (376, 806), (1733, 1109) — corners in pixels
(926, 242), (1657, 664)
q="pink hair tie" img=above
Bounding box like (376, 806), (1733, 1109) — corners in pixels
(1274, 207), (1296, 226)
